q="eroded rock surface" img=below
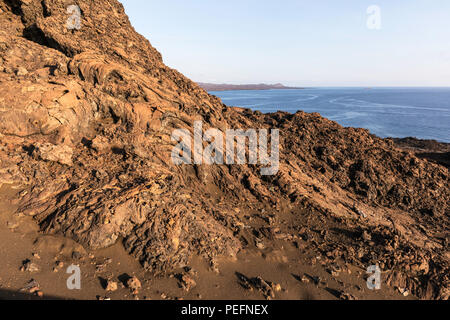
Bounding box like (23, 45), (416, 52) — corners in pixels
(0, 0), (448, 299)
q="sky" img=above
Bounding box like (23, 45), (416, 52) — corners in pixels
(121, 0), (450, 87)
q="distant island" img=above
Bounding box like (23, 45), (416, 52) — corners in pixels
(197, 82), (304, 91)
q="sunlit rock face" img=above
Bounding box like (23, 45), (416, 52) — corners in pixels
(0, 0), (448, 299)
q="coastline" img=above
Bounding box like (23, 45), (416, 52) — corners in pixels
(0, 0), (448, 302)
(209, 88), (450, 144)
(198, 82), (305, 91)
(389, 137), (450, 168)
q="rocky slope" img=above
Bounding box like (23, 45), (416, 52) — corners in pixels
(0, 0), (448, 299)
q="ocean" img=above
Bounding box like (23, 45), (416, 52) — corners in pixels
(210, 87), (450, 143)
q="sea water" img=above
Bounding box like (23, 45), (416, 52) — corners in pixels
(210, 87), (450, 143)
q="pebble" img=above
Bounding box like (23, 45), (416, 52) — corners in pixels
(300, 275), (310, 283)
(15, 67), (28, 76)
(179, 274), (197, 292)
(20, 279), (40, 294)
(398, 287), (409, 297)
(72, 251), (83, 260)
(21, 260), (40, 273)
(339, 291), (358, 300)
(127, 276), (142, 291)
(6, 220), (19, 229)
(106, 280), (118, 292)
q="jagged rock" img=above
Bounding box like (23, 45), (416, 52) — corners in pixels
(339, 291), (357, 300)
(15, 66), (28, 76)
(33, 143), (73, 166)
(177, 274), (197, 292)
(126, 276), (141, 291)
(21, 260), (40, 273)
(0, 0), (447, 300)
(91, 136), (110, 152)
(6, 220), (19, 229)
(106, 280), (118, 292)
(236, 273), (279, 299)
(20, 279), (40, 294)
(327, 264), (342, 277)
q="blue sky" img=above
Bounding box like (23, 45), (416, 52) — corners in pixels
(121, 0), (450, 87)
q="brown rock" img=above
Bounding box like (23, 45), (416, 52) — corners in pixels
(179, 274), (197, 292)
(33, 143), (73, 166)
(15, 67), (28, 76)
(0, 0), (447, 301)
(106, 280), (118, 292)
(21, 261), (40, 273)
(126, 277), (141, 291)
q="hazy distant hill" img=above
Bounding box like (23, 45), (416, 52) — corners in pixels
(197, 82), (303, 91)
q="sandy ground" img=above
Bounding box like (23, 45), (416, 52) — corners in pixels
(0, 184), (413, 301)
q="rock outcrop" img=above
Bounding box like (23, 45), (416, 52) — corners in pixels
(0, 0), (448, 299)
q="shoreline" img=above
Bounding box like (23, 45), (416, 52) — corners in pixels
(208, 87), (306, 92)
(227, 106), (450, 146)
(389, 137), (450, 168)
(198, 83), (305, 91)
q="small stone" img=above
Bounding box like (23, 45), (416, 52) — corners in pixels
(22, 260), (40, 273)
(127, 276), (141, 291)
(339, 291), (358, 300)
(398, 287), (409, 297)
(300, 275), (310, 283)
(20, 279), (40, 293)
(209, 261), (220, 274)
(29, 286), (40, 294)
(34, 143), (74, 166)
(106, 280), (118, 292)
(327, 264), (342, 277)
(72, 251), (83, 260)
(272, 283), (282, 292)
(15, 67), (28, 76)
(178, 274), (197, 292)
(91, 136), (110, 152)
(362, 231), (372, 241)
(6, 220), (19, 229)
(311, 276), (321, 285)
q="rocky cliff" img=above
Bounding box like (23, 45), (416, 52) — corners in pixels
(0, 0), (448, 299)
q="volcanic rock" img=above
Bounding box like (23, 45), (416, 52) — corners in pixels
(0, 0), (448, 300)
